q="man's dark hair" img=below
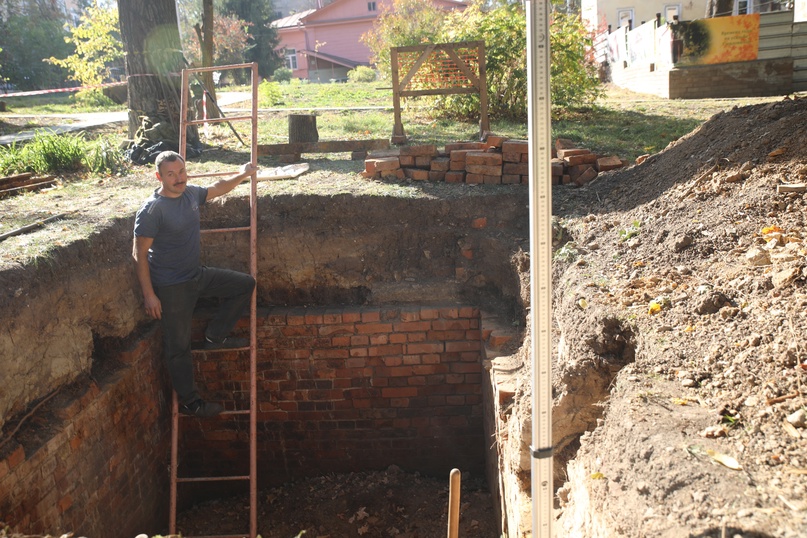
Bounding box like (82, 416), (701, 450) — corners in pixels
(155, 151), (185, 174)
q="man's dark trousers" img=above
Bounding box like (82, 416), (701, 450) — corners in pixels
(155, 266), (255, 405)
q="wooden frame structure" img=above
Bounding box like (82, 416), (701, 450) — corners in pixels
(390, 40), (489, 144)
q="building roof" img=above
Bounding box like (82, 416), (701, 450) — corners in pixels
(271, 9), (316, 29)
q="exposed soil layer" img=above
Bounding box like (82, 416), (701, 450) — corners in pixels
(552, 95), (807, 536)
(176, 466), (498, 538)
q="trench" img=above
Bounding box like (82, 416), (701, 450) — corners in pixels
(0, 191), (530, 537)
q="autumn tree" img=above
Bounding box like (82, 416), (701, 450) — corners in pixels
(47, 4), (124, 87)
(220, 0), (283, 79)
(361, 0), (447, 79)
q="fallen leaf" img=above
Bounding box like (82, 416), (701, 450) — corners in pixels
(671, 398), (689, 406)
(590, 472), (606, 480)
(768, 147), (787, 158)
(783, 419), (802, 439)
(761, 225), (784, 235)
(578, 298), (588, 309)
(706, 449), (742, 470)
(648, 302), (662, 315)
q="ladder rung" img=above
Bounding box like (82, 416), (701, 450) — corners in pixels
(183, 534), (249, 538)
(179, 408), (250, 418)
(201, 226), (250, 234)
(177, 474), (249, 483)
(187, 115), (254, 125)
(191, 345), (250, 353)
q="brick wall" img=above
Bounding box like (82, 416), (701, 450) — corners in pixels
(1, 306), (486, 535)
(0, 329), (170, 538)
(184, 305), (486, 491)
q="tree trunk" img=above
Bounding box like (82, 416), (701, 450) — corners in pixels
(118, 0), (189, 142)
(200, 0), (220, 119)
(288, 114), (319, 143)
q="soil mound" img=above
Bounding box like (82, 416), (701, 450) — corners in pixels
(553, 96), (807, 536)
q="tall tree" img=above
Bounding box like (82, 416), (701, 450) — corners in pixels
(118, 0), (187, 140)
(220, 0), (282, 79)
(194, 0), (218, 118)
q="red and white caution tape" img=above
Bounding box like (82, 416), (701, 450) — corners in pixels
(0, 81), (127, 98)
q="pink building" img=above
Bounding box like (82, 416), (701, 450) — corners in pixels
(271, 0), (467, 82)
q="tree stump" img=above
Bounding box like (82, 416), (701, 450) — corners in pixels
(288, 114), (319, 143)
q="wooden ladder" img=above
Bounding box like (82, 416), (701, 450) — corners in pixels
(169, 62), (259, 538)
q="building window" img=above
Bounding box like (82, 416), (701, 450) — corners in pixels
(285, 49), (298, 70)
(617, 8), (634, 28)
(664, 4), (681, 23)
(368, 2), (377, 11)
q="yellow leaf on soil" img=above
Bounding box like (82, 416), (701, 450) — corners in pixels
(706, 449), (742, 470)
(590, 472), (605, 480)
(761, 225), (783, 235)
(648, 302), (662, 315)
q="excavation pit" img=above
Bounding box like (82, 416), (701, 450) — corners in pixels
(0, 187), (529, 537)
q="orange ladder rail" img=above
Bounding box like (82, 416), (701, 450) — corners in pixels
(168, 61), (259, 538)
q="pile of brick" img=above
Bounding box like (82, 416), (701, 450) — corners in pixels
(362, 135), (624, 187)
(552, 138), (625, 186)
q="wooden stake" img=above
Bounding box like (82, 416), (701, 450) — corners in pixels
(447, 468), (461, 538)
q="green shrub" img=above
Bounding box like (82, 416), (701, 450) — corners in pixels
(84, 136), (127, 174)
(70, 89), (116, 109)
(0, 130), (126, 176)
(258, 80), (284, 107)
(347, 66), (377, 83)
(273, 67), (292, 83)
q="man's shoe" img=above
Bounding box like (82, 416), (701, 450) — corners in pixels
(180, 399), (223, 417)
(204, 336), (249, 350)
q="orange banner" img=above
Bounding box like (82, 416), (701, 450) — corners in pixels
(672, 14), (759, 66)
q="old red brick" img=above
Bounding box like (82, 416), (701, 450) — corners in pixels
(503, 162), (529, 175)
(596, 155), (624, 172)
(445, 171), (465, 183)
(465, 173), (483, 184)
(471, 217), (487, 229)
(564, 153), (598, 166)
(372, 157), (401, 171)
(399, 155), (415, 167)
(399, 144), (436, 156)
(501, 139), (528, 154)
(403, 168), (429, 181)
(415, 156), (432, 168)
(485, 135), (507, 148)
(428, 171), (446, 182)
(556, 148), (590, 158)
(430, 157), (450, 171)
(445, 141), (486, 152)
(466, 164), (502, 176)
(501, 174), (521, 184)
(466, 151), (502, 166)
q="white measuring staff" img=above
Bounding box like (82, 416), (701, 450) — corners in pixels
(526, 1), (554, 537)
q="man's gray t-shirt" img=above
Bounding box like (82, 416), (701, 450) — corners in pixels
(133, 185), (208, 287)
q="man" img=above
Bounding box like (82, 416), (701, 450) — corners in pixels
(133, 151), (257, 417)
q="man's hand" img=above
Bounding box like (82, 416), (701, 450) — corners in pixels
(143, 293), (162, 320)
(207, 162), (259, 200)
(241, 162), (258, 176)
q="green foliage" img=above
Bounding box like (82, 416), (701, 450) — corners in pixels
(438, 2), (527, 120)
(220, 0), (283, 79)
(0, 16), (73, 90)
(347, 66), (377, 83)
(273, 67), (293, 83)
(46, 5), (124, 87)
(619, 221), (642, 242)
(365, 2), (600, 120)
(0, 131), (125, 176)
(361, 0), (447, 79)
(70, 89), (116, 109)
(258, 80), (283, 107)
(550, 12), (601, 109)
(84, 136), (127, 174)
